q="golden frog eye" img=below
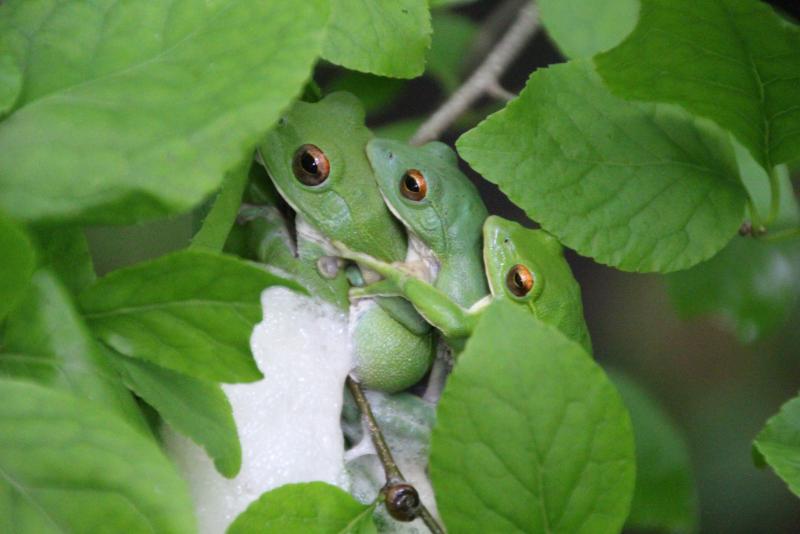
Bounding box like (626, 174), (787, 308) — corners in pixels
(292, 144), (330, 186)
(400, 169), (427, 201)
(506, 264), (534, 297)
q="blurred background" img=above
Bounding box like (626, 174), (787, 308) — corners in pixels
(86, 1), (800, 531)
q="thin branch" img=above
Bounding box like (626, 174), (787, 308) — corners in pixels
(345, 376), (445, 534)
(410, 3), (540, 146)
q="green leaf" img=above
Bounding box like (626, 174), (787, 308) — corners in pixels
(0, 0), (328, 224)
(610, 372), (697, 533)
(0, 378), (195, 533)
(323, 0), (431, 79)
(0, 51), (21, 115)
(754, 393), (800, 497)
(191, 157), (251, 252)
(538, 0), (639, 59)
(428, 12), (477, 92)
(430, 301), (635, 533)
(667, 160), (800, 342)
(374, 118), (424, 142)
(429, 0), (477, 7)
(324, 72), (405, 115)
(2, 270), (149, 434)
(79, 249), (300, 383)
(0, 210), (34, 320)
(457, 60), (747, 272)
(31, 226), (95, 295)
(595, 0), (800, 170)
(110, 350), (241, 478)
(228, 482), (376, 534)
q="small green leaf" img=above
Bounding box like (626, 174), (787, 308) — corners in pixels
(31, 226), (95, 295)
(191, 157), (251, 253)
(323, 0), (431, 79)
(0, 210), (34, 319)
(110, 349), (241, 478)
(754, 394), (800, 497)
(595, 0), (800, 170)
(428, 12), (477, 92)
(431, 301), (635, 533)
(610, 372), (697, 533)
(79, 249), (300, 383)
(0, 0), (328, 223)
(228, 482), (376, 534)
(324, 72), (405, 115)
(0, 378), (195, 534)
(429, 0), (478, 7)
(2, 270), (148, 434)
(538, 0), (639, 59)
(668, 162), (800, 342)
(457, 60), (747, 272)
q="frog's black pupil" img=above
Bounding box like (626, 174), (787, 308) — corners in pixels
(404, 174), (420, 192)
(514, 271), (524, 288)
(301, 152), (318, 175)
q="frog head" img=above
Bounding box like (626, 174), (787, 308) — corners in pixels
(257, 92), (407, 262)
(483, 216), (593, 352)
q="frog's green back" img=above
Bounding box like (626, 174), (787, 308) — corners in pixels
(483, 216), (593, 353)
(257, 92), (407, 262)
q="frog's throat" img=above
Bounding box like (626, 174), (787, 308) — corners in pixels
(295, 215), (338, 257)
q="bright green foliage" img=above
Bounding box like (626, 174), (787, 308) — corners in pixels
(0, 0), (328, 224)
(0, 378), (195, 534)
(754, 394), (800, 497)
(611, 372), (697, 532)
(595, 0), (800, 170)
(0, 52), (20, 114)
(323, 0), (431, 79)
(31, 227), (95, 295)
(538, 0), (639, 58)
(668, 159), (800, 342)
(430, 301), (635, 533)
(228, 482), (376, 534)
(457, 60), (746, 272)
(111, 351), (241, 478)
(428, 12), (477, 92)
(191, 158), (252, 252)
(79, 249), (300, 383)
(0, 210), (34, 320)
(1, 271), (148, 434)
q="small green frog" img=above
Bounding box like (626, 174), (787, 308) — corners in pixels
(255, 93), (434, 392)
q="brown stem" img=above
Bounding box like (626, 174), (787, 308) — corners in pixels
(345, 376), (445, 534)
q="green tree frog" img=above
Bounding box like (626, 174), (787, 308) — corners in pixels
(338, 215), (593, 353)
(255, 92), (434, 392)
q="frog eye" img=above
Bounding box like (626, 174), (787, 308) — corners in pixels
(292, 144), (330, 186)
(506, 264), (534, 297)
(400, 169), (427, 201)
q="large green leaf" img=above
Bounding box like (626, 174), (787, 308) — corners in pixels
(538, 0), (639, 59)
(31, 226), (95, 295)
(430, 301), (635, 533)
(0, 0), (328, 224)
(754, 393), (800, 497)
(457, 60), (746, 272)
(110, 350), (241, 478)
(0, 51), (21, 115)
(228, 482), (376, 534)
(611, 372), (697, 532)
(323, 0), (431, 79)
(2, 270), (148, 434)
(79, 249), (299, 383)
(0, 210), (34, 320)
(0, 378), (195, 533)
(668, 154), (800, 342)
(428, 12), (477, 92)
(595, 0), (800, 170)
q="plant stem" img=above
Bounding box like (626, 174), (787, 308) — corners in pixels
(765, 165), (782, 226)
(759, 226), (800, 242)
(410, 3), (540, 146)
(345, 376), (445, 534)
